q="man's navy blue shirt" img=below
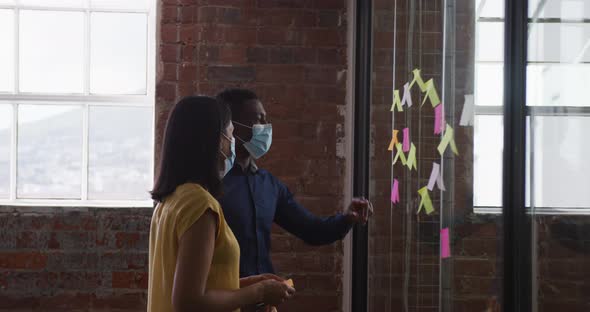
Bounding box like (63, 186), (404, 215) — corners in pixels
(220, 163), (352, 277)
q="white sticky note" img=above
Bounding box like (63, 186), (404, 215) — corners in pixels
(427, 162), (440, 191)
(401, 82), (413, 108)
(460, 94), (474, 126)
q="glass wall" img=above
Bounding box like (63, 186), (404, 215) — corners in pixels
(368, 0), (504, 311)
(365, 0), (590, 310)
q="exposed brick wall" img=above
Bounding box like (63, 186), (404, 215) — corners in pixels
(157, 1), (350, 311)
(1, 0), (350, 311)
(0, 207), (151, 310)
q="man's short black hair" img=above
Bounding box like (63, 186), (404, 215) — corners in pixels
(216, 88), (259, 120)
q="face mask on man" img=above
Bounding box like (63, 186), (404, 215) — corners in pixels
(233, 121), (273, 159)
(220, 133), (235, 177)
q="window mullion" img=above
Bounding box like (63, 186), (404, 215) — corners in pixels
(81, 103), (89, 201)
(10, 103), (17, 201)
(10, 5), (19, 201)
(81, 5), (90, 201)
(14, 6), (19, 94)
(84, 6), (90, 96)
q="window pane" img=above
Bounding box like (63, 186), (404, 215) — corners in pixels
(531, 116), (590, 208)
(0, 10), (14, 92)
(527, 64), (590, 106)
(475, 63), (503, 106)
(476, 0), (504, 18)
(91, 0), (147, 10)
(17, 105), (82, 199)
(90, 13), (147, 95)
(530, 0), (590, 19)
(18, 0), (86, 8)
(476, 22), (504, 62)
(529, 23), (590, 63)
(88, 106), (152, 200)
(19, 10), (84, 93)
(0, 105), (11, 198)
(474, 115), (503, 207)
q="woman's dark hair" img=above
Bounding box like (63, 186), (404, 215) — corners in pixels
(151, 96), (231, 202)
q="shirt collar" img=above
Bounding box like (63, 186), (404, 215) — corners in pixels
(233, 160), (258, 175)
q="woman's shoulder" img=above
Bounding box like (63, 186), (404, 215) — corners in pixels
(174, 183), (220, 208)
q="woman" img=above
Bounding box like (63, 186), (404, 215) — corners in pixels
(148, 96), (295, 312)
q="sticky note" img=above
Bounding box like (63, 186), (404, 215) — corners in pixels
(437, 124), (459, 156)
(434, 104), (444, 135)
(406, 143), (417, 171)
(427, 162), (446, 191)
(390, 179), (399, 204)
(410, 69), (428, 92)
(393, 143), (407, 165)
(460, 94), (475, 126)
(440, 228), (450, 259)
(421, 79), (441, 107)
(401, 82), (413, 108)
(417, 187), (434, 215)
(391, 90), (403, 112)
(387, 130), (399, 151)
(427, 162), (440, 191)
(402, 128), (410, 152)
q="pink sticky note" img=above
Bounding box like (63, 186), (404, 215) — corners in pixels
(441, 228), (450, 259)
(402, 128), (410, 152)
(434, 104), (444, 135)
(390, 179), (399, 204)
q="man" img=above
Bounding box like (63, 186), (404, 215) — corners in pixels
(217, 88), (373, 279)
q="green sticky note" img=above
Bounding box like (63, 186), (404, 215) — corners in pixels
(393, 143), (407, 165)
(417, 187), (434, 215)
(437, 124), (452, 155)
(406, 143), (417, 171)
(391, 90), (403, 112)
(410, 69), (427, 91)
(450, 137), (459, 155)
(421, 79), (441, 107)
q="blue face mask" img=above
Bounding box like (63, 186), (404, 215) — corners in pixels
(234, 122), (273, 159)
(220, 134), (235, 177)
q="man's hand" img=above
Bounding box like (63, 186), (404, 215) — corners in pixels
(345, 197), (374, 225)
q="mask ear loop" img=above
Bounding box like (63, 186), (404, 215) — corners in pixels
(220, 133), (234, 158)
(234, 135), (248, 144)
(232, 120), (253, 129)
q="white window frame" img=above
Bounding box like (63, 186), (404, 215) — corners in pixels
(0, 0), (156, 207)
(474, 1), (590, 215)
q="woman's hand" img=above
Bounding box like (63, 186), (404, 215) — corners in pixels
(240, 274), (284, 288)
(257, 279), (295, 306)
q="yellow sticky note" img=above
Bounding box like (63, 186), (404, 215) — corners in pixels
(450, 138), (459, 155)
(393, 143), (407, 165)
(387, 130), (399, 151)
(437, 124), (458, 156)
(417, 186), (434, 215)
(410, 69), (427, 91)
(421, 79), (441, 107)
(390, 90), (403, 112)
(406, 143), (417, 171)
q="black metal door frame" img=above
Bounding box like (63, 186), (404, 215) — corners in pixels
(502, 0), (532, 311)
(351, 0), (372, 311)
